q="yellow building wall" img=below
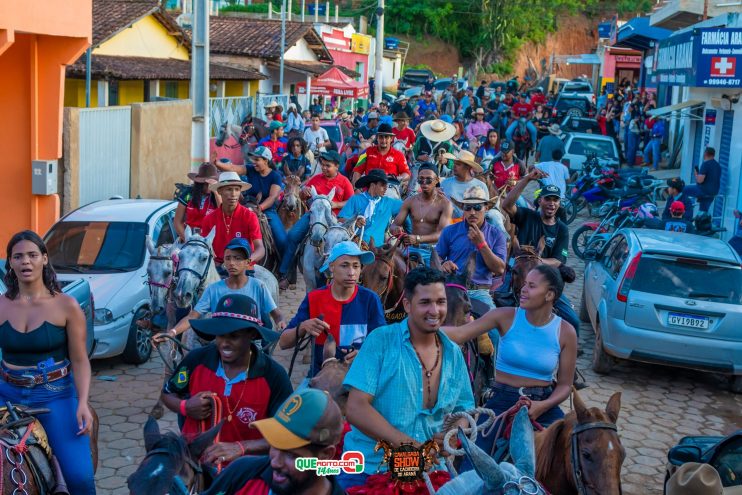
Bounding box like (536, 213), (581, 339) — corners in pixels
(119, 80), (144, 105)
(94, 14), (189, 61)
(225, 80), (245, 97)
(249, 80), (259, 96)
(64, 79), (99, 107)
(178, 81), (189, 99)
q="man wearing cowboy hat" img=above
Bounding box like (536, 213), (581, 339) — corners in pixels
(174, 162), (221, 241)
(201, 389), (346, 495)
(390, 94), (414, 119)
(201, 172), (265, 266)
(414, 118), (456, 163)
(392, 112), (416, 150)
(340, 169), (406, 246)
(258, 120), (288, 161)
(161, 294), (293, 465)
(352, 123), (410, 186)
(666, 462), (742, 495)
(437, 185), (507, 310)
(264, 100), (279, 122)
(535, 123), (566, 163)
(440, 149), (488, 220)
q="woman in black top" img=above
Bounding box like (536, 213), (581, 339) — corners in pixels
(0, 231), (96, 494)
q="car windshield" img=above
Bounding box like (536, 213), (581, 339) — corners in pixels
(632, 256), (742, 305)
(566, 118), (600, 132)
(568, 137), (616, 159)
(46, 221), (147, 273)
(557, 98), (588, 111)
(321, 124), (341, 147)
(564, 83), (592, 93)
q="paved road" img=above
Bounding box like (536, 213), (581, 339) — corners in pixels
(90, 178), (742, 494)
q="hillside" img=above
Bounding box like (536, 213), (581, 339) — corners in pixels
(395, 34), (463, 77)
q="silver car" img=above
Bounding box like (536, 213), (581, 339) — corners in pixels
(581, 228), (742, 393)
(45, 199), (177, 363)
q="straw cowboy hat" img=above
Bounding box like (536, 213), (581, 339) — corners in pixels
(667, 463), (742, 494)
(187, 162), (219, 184)
(441, 149), (483, 174)
(264, 100), (278, 109)
(548, 123), (563, 136)
(209, 171), (252, 193)
(420, 119), (456, 143)
(459, 185), (495, 204)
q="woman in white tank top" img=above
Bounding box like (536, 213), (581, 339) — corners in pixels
(443, 264), (577, 457)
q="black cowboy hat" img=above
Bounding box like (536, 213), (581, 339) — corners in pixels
(355, 169), (389, 189)
(376, 123), (395, 136)
(190, 294), (279, 342)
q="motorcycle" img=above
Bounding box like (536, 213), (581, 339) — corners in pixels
(572, 201), (647, 259)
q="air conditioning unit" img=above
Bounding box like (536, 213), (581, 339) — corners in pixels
(710, 97), (732, 111)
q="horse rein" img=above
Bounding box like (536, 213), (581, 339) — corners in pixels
(570, 421), (619, 495)
(377, 256), (407, 315)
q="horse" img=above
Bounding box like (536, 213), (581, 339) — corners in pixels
(127, 416), (222, 495)
(308, 333), (350, 415)
(242, 197), (281, 274)
(239, 115), (269, 159)
(277, 175), (304, 230)
(512, 118), (534, 165)
(510, 238), (545, 302)
(437, 406), (547, 495)
(301, 187), (353, 291)
(0, 403), (99, 495)
(535, 389), (624, 495)
(360, 240), (407, 317)
(210, 122), (244, 166)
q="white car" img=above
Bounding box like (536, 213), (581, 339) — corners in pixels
(563, 132), (620, 171)
(44, 199), (177, 363)
(561, 80), (595, 105)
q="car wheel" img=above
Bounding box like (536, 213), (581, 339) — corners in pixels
(730, 375), (742, 394)
(567, 107), (584, 118)
(592, 321), (614, 374)
(122, 307), (152, 364)
(579, 289), (590, 323)
(572, 224), (595, 259)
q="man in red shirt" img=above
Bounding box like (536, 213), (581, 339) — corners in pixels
(352, 123), (410, 186)
(278, 151), (354, 290)
(391, 112), (416, 150)
(511, 93), (534, 118)
(201, 172), (265, 265)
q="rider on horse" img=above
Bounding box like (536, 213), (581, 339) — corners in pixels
(339, 170), (405, 246)
(258, 120), (288, 162)
(351, 124), (410, 188)
(174, 162), (221, 241)
(242, 146), (288, 251)
(278, 241), (385, 377)
(339, 267), (474, 491)
(440, 150), (488, 222)
(160, 294), (292, 465)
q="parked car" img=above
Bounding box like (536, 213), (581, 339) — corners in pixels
(432, 77), (467, 100)
(44, 199), (178, 363)
(563, 132), (619, 170)
(320, 120), (345, 153)
(581, 228), (742, 392)
(398, 69), (434, 93)
(560, 80), (595, 104)
(560, 115), (602, 135)
(664, 430), (742, 493)
(550, 93), (595, 123)
(0, 263), (95, 357)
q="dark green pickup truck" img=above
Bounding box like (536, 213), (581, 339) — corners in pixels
(0, 264), (95, 357)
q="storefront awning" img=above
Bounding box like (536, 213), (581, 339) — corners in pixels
(648, 100), (705, 120)
(615, 17), (672, 51)
(564, 54), (601, 65)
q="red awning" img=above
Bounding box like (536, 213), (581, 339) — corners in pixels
(296, 67), (368, 98)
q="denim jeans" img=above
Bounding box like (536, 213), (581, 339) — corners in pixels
(643, 137), (661, 169)
(682, 185), (714, 213)
(279, 212), (310, 276)
(626, 132), (639, 167)
(407, 244), (433, 266)
(264, 207), (287, 251)
(555, 293), (580, 337)
(0, 363), (96, 494)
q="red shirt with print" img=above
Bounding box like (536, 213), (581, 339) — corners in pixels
(354, 146), (410, 178)
(305, 173), (354, 215)
(492, 161), (522, 190)
(511, 102), (534, 118)
(201, 204), (262, 263)
(392, 127), (416, 149)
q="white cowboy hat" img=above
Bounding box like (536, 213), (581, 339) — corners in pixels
(474, 108), (485, 115)
(459, 185), (493, 204)
(548, 123), (563, 136)
(444, 149), (483, 173)
(666, 463), (742, 495)
(209, 171), (252, 193)
(420, 119), (456, 143)
(264, 100), (278, 109)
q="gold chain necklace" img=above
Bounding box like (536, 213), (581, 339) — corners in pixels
(224, 350), (251, 423)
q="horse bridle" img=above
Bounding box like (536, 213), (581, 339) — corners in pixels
(376, 256), (406, 314)
(176, 239), (213, 290)
(142, 448), (203, 495)
(146, 254), (177, 290)
(570, 421), (620, 495)
(308, 197), (334, 248)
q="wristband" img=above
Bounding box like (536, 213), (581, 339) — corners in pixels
(179, 400), (187, 417)
(476, 241), (487, 250)
(238, 441), (246, 457)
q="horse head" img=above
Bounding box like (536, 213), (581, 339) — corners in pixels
(309, 334), (350, 416)
(535, 388), (624, 495)
(216, 121), (242, 147)
(127, 416), (222, 495)
(145, 236), (179, 314)
(431, 250), (472, 327)
(282, 175), (302, 212)
(172, 226), (215, 308)
(360, 241), (405, 310)
(437, 407), (545, 495)
(308, 186), (336, 247)
(510, 238), (545, 299)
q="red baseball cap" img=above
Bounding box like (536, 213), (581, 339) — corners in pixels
(670, 201), (686, 213)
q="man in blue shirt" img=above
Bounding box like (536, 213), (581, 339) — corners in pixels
(339, 169), (405, 246)
(684, 147), (722, 213)
(339, 267), (475, 490)
(642, 116), (665, 170)
(662, 178), (693, 221)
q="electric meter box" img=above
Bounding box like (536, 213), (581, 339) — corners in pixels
(32, 160), (58, 195)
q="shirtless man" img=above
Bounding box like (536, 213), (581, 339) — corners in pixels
(391, 164), (452, 266)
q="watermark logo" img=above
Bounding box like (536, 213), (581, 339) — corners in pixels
(295, 451), (364, 476)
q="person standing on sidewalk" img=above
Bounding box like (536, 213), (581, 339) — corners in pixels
(642, 115), (665, 170)
(684, 147), (722, 213)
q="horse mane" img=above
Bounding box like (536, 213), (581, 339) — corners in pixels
(515, 244), (540, 258)
(535, 416), (570, 483)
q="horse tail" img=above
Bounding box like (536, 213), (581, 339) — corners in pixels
(535, 418), (566, 481)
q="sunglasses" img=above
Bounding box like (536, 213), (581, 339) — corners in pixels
(463, 204), (484, 211)
(417, 177), (436, 185)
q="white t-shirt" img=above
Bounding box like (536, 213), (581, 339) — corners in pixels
(303, 127), (330, 151)
(535, 161), (571, 197)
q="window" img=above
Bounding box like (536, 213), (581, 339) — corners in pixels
(153, 214), (175, 247)
(602, 237), (629, 278)
(355, 62), (364, 83)
(568, 138), (617, 160)
(108, 80), (119, 106)
(164, 81), (178, 99)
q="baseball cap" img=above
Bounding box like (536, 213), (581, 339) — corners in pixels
(319, 150), (342, 164)
(541, 184), (561, 198)
(224, 237), (252, 258)
(667, 177), (685, 191)
(248, 146), (273, 162)
(367, 111), (379, 120)
(500, 141), (513, 152)
(320, 240), (375, 273)
(670, 200), (686, 213)
(251, 389), (344, 450)
(269, 120), (285, 131)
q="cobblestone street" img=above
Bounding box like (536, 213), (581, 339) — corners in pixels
(90, 201), (742, 494)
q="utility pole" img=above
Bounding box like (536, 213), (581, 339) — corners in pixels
(280, 0), (287, 92)
(191, 0), (209, 167)
(374, 0), (384, 105)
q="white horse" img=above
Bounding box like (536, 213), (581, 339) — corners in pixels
(144, 237), (178, 319)
(301, 187), (354, 291)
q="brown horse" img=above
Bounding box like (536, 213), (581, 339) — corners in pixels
(243, 198), (281, 273)
(0, 404), (99, 494)
(535, 389), (624, 495)
(308, 333), (350, 415)
(360, 240), (407, 317)
(510, 237), (545, 301)
(127, 416), (222, 495)
(278, 175), (305, 230)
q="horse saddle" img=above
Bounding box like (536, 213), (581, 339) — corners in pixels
(0, 407), (70, 495)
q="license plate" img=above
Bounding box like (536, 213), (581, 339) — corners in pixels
(668, 313), (709, 329)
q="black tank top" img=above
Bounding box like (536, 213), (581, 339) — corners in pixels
(0, 321), (68, 367)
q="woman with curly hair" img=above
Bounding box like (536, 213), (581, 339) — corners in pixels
(281, 137), (311, 180)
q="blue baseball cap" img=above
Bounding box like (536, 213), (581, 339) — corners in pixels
(320, 241), (375, 273)
(225, 237), (252, 258)
(440, 114), (453, 124)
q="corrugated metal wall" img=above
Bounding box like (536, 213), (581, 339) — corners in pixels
(78, 107), (132, 206)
